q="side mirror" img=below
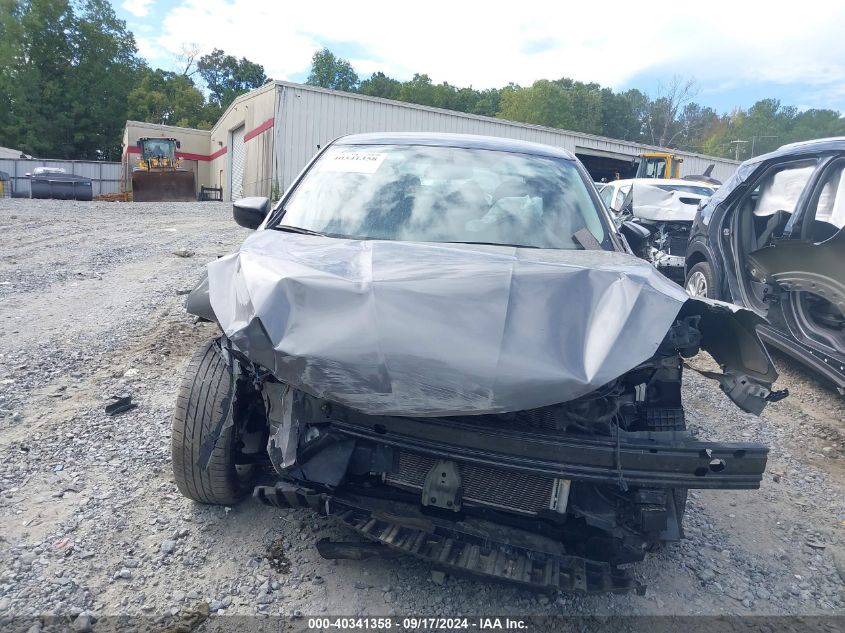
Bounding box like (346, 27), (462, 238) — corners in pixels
(233, 196), (270, 230)
(176, 140), (181, 149)
(620, 220), (651, 250)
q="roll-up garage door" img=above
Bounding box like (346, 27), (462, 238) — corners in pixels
(230, 125), (246, 201)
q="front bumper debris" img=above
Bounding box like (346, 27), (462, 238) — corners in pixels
(651, 249), (685, 270)
(254, 483), (645, 595)
(329, 415), (769, 490)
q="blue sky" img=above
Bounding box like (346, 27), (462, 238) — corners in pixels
(116, 0), (845, 116)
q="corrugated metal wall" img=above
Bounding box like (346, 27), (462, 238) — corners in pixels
(209, 83), (277, 200)
(0, 159), (121, 197)
(273, 83), (740, 192)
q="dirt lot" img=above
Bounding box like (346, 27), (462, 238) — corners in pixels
(0, 199), (843, 626)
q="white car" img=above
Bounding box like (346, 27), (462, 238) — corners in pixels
(604, 179), (718, 284)
(600, 178), (717, 213)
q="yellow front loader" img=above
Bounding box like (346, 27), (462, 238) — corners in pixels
(131, 138), (196, 202)
(635, 152), (682, 179)
(634, 152), (721, 185)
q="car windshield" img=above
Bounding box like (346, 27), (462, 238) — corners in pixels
(142, 140), (175, 161)
(654, 184), (715, 196)
(637, 157), (666, 178)
(275, 144), (608, 249)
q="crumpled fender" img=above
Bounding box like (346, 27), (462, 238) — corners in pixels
(190, 230), (780, 417)
(679, 296), (781, 414)
(185, 274), (215, 322)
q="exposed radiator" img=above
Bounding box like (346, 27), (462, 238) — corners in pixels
(384, 451), (557, 515)
(668, 233), (690, 256)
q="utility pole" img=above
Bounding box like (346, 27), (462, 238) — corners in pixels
(751, 135), (777, 158)
(730, 140), (749, 161)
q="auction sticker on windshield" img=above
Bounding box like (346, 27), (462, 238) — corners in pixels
(315, 152), (387, 174)
(320, 151), (387, 173)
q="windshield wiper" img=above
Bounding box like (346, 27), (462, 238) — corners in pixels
(272, 225), (329, 237)
(441, 241), (540, 249)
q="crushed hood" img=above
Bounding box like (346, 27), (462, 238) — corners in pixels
(201, 230), (776, 416)
(626, 182), (707, 222)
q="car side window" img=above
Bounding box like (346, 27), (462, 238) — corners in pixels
(600, 184), (614, 207)
(734, 160), (817, 253)
(750, 163), (816, 218)
(807, 163), (845, 241)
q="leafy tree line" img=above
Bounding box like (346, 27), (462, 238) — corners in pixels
(307, 49), (845, 160)
(1, 2), (842, 162)
(0, 0), (267, 159)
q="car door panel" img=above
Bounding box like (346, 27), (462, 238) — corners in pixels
(746, 229), (845, 315)
(745, 156), (845, 358)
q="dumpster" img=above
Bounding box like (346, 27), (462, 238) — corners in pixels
(28, 167), (93, 201)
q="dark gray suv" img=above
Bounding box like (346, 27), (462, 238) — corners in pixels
(686, 137), (845, 393)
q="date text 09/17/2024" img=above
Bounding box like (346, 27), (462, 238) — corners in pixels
(307, 617), (528, 630)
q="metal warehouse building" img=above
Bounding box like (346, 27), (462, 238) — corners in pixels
(123, 80), (739, 201)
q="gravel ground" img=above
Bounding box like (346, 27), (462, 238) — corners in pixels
(0, 199), (843, 628)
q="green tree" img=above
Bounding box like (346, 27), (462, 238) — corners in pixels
(359, 71), (401, 99)
(127, 68), (213, 128)
(731, 99), (797, 158)
(197, 47), (268, 114)
(600, 88), (647, 141)
(554, 79), (603, 134)
(398, 73), (436, 106)
(672, 102), (721, 153)
(360, 70), (492, 115)
(496, 79), (602, 134)
(471, 88), (502, 117)
(0, 0), (140, 159)
(305, 48), (358, 92)
(70, 0), (142, 158)
(790, 109), (845, 144)
(0, 0), (76, 157)
(697, 114), (734, 158)
(0, 0), (26, 148)
(430, 81), (461, 109)
(497, 81), (563, 127)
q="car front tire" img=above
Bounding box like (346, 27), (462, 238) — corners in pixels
(171, 340), (257, 505)
(685, 261), (718, 300)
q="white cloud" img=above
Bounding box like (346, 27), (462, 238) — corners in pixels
(135, 36), (160, 61)
(122, 0), (154, 19)
(147, 0), (845, 106)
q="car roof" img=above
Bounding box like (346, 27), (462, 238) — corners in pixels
(745, 136), (845, 166)
(334, 132), (576, 160)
